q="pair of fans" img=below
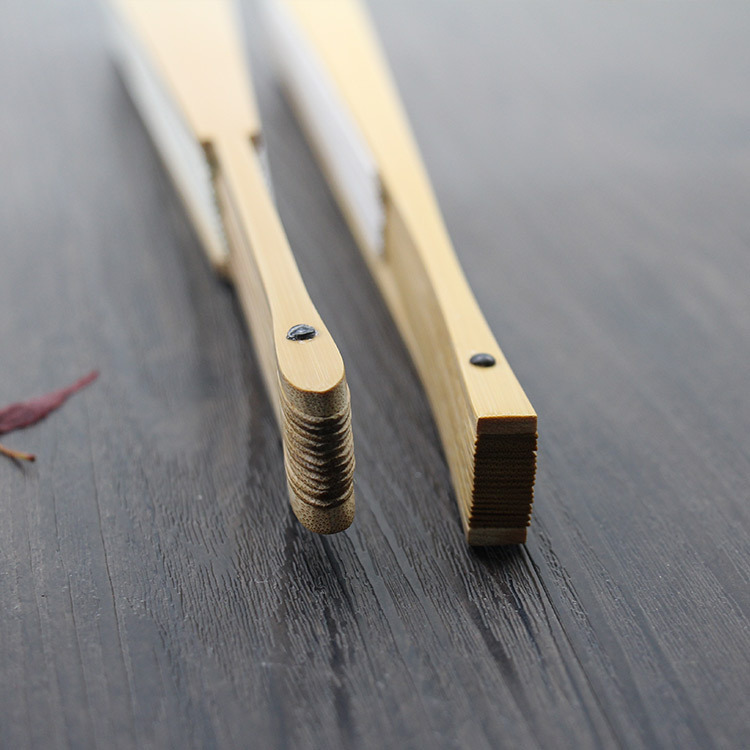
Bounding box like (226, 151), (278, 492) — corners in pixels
(110, 0), (537, 545)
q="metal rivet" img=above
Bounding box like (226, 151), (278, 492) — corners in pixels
(286, 324), (317, 341)
(470, 353), (496, 367)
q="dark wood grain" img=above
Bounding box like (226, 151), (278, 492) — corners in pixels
(1, 0), (749, 747)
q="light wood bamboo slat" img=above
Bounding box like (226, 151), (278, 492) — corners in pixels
(274, 0), (536, 544)
(111, 0), (355, 534)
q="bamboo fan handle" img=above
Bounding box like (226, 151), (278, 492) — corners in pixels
(268, 0), (536, 544)
(211, 134), (355, 534)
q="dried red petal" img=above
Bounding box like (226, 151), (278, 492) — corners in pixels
(0, 370), (99, 435)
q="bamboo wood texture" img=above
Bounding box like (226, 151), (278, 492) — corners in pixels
(272, 0), (536, 544)
(112, 0), (354, 533)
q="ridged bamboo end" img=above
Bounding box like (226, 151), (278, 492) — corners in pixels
(465, 432), (538, 546)
(280, 384), (356, 534)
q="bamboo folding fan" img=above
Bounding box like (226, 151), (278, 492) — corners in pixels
(108, 0), (356, 535)
(108, 0), (537, 546)
(265, 0), (537, 545)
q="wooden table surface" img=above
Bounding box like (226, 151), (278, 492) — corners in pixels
(2, 1), (749, 747)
